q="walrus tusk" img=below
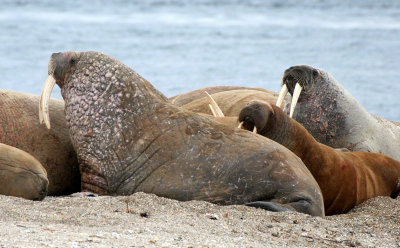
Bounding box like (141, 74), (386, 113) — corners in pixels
(253, 126), (257, 133)
(289, 83), (303, 118)
(276, 84), (288, 109)
(205, 91), (224, 117)
(208, 104), (217, 117)
(39, 75), (56, 129)
(238, 121), (243, 129)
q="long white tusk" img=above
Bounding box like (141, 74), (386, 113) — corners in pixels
(289, 83), (303, 118)
(39, 75), (56, 129)
(276, 84), (288, 109)
(205, 91), (224, 117)
(253, 126), (257, 133)
(238, 121), (243, 129)
(208, 104), (217, 117)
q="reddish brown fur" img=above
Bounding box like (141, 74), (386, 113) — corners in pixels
(239, 101), (400, 215)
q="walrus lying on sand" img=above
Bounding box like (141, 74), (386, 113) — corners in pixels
(0, 90), (80, 196)
(169, 86), (276, 107)
(276, 65), (400, 161)
(181, 89), (283, 117)
(0, 143), (48, 200)
(238, 101), (400, 215)
(172, 88), (285, 117)
(38, 51), (325, 216)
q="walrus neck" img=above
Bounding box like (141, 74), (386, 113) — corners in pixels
(265, 106), (327, 173)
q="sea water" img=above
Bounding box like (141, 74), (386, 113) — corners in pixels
(1, 0), (399, 120)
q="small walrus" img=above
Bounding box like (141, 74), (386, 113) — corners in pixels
(0, 143), (48, 200)
(38, 51), (325, 216)
(238, 101), (400, 215)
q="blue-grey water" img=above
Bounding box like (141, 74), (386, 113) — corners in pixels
(1, 0), (400, 120)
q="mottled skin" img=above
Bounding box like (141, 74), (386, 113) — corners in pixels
(45, 51), (325, 216)
(0, 143), (48, 200)
(180, 89), (284, 117)
(282, 65), (400, 161)
(0, 90), (80, 195)
(170, 86), (274, 107)
(239, 101), (400, 215)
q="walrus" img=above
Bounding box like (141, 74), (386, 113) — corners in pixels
(0, 90), (80, 195)
(38, 51), (325, 216)
(180, 89), (284, 117)
(0, 143), (48, 200)
(170, 86), (275, 107)
(276, 65), (400, 161)
(238, 101), (400, 215)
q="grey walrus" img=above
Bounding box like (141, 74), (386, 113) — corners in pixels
(0, 143), (48, 200)
(0, 90), (80, 195)
(38, 51), (325, 216)
(276, 65), (400, 161)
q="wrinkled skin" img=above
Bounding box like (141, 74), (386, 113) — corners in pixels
(281, 65), (400, 161)
(0, 90), (80, 195)
(41, 51), (325, 216)
(170, 86), (274, 107)
(179, 89), (285, 117)
(0, 143), (48, 200)
(239, 101), (400, 215)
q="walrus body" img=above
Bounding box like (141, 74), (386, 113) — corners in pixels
(180, 89), (283, 117)
(278, 65), (400, 161)
(170, 86), (274, 107)
(239, 101), (400, 215)
(0, 143), (48, 200)
(39, 51), (325, 216)
(0, 90), (80, 195)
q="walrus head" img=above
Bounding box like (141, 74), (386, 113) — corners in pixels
(276, 65), (321, 117)
(238, 100), (274, 135)
(39, 52), (82, 129)
(276, 65), (359, 149)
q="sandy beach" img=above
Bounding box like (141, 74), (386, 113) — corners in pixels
(0, 193), (399, 247)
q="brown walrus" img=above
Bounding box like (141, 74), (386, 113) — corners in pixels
(38, 51), (325, 216)
(238, 101), (400, 215)
(0, 90), (80, 195)
(276, 65), (400, 161)
(169, 86), (275, 107)
(180, 89), (283, 117)
(0, 143), (48, 200)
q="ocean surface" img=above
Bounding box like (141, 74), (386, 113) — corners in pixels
(1, 0), (399, 120)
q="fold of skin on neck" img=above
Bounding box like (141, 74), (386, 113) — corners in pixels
(239, 101), (400, 215)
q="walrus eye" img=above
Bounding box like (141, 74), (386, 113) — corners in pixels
(269, 111), (274, 118)
(312, 70), (319, 77)
(70, 57), (76, 64)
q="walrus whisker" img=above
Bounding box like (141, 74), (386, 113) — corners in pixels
(276, 84), (288, 109)
(39, 75), (56, 129)
(238, 121), (244, 129)
(289, 83), (302, 118)
(205, 91), (224, 117)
